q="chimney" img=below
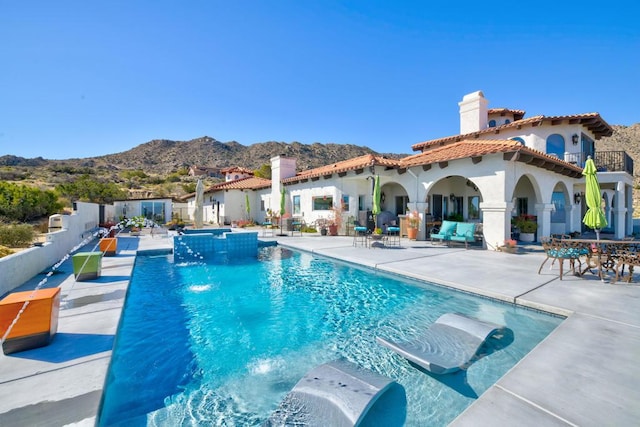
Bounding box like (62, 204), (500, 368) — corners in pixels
(270, 156), (297, 213)
(458, 91), (489, 134)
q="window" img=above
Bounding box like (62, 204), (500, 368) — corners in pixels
(141, 201), (165, 223)
(551, 192), (565, 223)
(341, 195), (349, 211)
(510, 137), (524, 145)
(546, 134), (565, 158)
(516, 198), (528, 217)
(395, 195), (409, 216)
(293, 195), (301, 215)
(450, 196), (463, 219)
(260, 200), (265, 211)
(313, 196), (333, 211)
(358, 195), (365, 211)
(432, 194), (443, 220)
(488, 119), (496, 127)
(505, 119), (511, 124)
(468, 196), (480, 220)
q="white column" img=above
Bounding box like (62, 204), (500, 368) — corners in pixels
(614, 181), (627, 239)
(479, 201), (510, 250)
(535, 203), (555, 241)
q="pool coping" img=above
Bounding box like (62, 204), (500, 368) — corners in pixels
(1, 230), (639, 426)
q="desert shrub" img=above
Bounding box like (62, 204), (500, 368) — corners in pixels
(0, 245), (13, 258)
(301, 225), (317, 233)
(0, 223), (35, 247)
(0, 181), (62, 222)
(55, 175), (127, 204)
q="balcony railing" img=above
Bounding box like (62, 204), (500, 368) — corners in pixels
(563, 151), (634, 175)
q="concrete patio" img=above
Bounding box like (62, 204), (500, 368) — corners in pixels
(1, 229), (639, 426)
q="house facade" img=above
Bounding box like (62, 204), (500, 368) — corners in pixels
(184, 91), (633, 248)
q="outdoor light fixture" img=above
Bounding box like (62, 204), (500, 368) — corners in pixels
(381, 192), (386, 203)
(572, 134), (579, 145)
(574, 192), (582, 204)
(450, 193), (456, 201)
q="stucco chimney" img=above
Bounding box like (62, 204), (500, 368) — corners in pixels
(270, 156), (297, 213)
(458, 91), (489, 134)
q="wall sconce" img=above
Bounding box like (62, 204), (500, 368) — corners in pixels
(449, 193), (456, 201)
(381, 192), (386, 203)
(572, 134), (579, 145)
(574, 192), (582, 204)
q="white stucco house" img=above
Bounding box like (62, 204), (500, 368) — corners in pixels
(112, 198), (173, 224)
(183, 91), (633, 248)
(185, 176), (272, 226)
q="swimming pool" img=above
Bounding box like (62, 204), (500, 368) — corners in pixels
(98, 246), (562, 426)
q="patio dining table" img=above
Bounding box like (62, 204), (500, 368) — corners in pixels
(564, 238), (640, 282)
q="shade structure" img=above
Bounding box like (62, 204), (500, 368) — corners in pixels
(245, 192), (250, 219)
(582, 157), (607, 240)
(194, 179), (204, 229)
(372, 175), (381, 227)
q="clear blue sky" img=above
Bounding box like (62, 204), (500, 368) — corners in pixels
(1, 1), (638, 160)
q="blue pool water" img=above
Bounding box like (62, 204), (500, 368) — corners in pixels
(98, 246), (562, 426)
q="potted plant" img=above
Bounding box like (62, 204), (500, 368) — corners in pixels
(126, 215), (145, 236)
(515, 215), (537, 242)
(407, 210), (421, 240)
(371, 227), (384, 240)
(499, 239), (518, 254)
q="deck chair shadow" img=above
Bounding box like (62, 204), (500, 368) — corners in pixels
(265, 359), (406, 427)
(376, 313), (511, 375)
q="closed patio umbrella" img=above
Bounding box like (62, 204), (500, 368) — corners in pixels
(582, 156), (607, 240)
(372, 175), (381, 229)
(245, 192), (251, 220)
(194, 179), (204, 229)
(279, 187), (286, 233)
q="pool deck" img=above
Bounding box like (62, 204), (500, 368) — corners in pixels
(1, 229), (639, 426)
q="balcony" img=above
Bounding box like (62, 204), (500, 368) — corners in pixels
(563, 151), (634, 175)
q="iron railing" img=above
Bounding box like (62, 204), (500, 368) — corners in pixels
(563, 151), (633, 175)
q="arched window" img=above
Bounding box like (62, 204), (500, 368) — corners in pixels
(510, 137), (525, 145)
(546, 134), (565, 158)
(505, 119), (511, 124)
(488, 119), (496, 127)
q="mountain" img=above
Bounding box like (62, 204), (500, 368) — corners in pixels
(88, 137), (406, 174)
(0, 137), (406, 175)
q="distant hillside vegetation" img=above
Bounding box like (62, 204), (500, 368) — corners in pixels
(91, 137), (405, 174)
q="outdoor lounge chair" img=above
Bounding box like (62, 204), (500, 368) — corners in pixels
(450, 222), (477, 249)
(266, 359), (407, 426)
(376, 313), (506, 375)
(430, 220), (457, 245)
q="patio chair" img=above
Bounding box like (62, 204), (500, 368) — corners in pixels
(266, 359), (407, 426)
(612, 249), (640, 283)
(353, 221), (368, 247)
(430, 220), (456, 245)
(537, 238), (585, 280)
(450, 222), (476, 249)
(376, 313), (506, 375)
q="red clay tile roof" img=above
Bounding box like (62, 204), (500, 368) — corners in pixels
(220, 166), (254, 175)
(207, 176), (271, 191)
(282, 154), (400, 184)
(400, 139), (583, 178)
(488, 108), (526, 120)
(412, 112), (612, 151)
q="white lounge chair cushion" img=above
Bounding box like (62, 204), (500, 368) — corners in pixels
(376, 313), (504, 375)
(267, 359), (406, 426)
